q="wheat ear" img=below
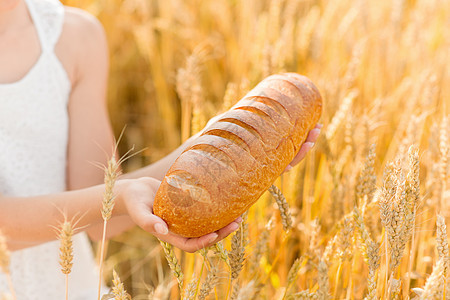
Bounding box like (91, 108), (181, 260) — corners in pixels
(110, 269), (131, 300)
(159, 240), (184, 290)
(227, 221), (246, 300)
(356, 142), (377, 206)
(0, 230), (15, 300)
(283, 257), (303, 299)
(236, 280), (255, 300)
(317, 260), (330, 300)
(353, 207), (380, 300)
(269, 185), (293, 232)
(288, 290), (318, 299)
(420, 258), (445, 299)
(211, 241), (230, 267)
(436, 214), (450, 297)
(228, 226), (246, 280)
(198, 266), (218, 300)
(55, 217), (79, 300)
(182, 275), (198, 300)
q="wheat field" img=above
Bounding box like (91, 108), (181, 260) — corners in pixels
(2, 0), (449, 299)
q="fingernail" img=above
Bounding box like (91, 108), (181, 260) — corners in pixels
(208, 233), (219, 243)
(285, 165), (293, 172)
(304, 142), (314, 148)
(154, 223), (168, 235)
(317, 123), (323, 129)
(235, 216), (243, 223)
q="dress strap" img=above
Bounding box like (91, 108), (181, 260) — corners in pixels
(24, 0), (65, 52)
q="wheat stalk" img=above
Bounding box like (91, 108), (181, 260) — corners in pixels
(97, 151), (121, 300)
(97, 139), (138, 300)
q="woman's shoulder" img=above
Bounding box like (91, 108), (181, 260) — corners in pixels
(56, 6), (108, 84)
(62, 6), (105, 39)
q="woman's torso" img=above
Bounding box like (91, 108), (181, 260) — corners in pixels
(0, 0), (102, 299)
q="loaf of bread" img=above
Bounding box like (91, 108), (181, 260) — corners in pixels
(153, 73), (322, 237)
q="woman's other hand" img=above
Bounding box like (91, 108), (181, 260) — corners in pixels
(284, 124), (322, 172)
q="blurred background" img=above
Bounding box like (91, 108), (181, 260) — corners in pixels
(61, 0), (449, 298)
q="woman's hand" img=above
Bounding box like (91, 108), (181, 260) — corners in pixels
(284, 124), (322, 172)
(118, 177), (241, 253)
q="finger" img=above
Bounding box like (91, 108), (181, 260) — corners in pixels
(284, 125), (322, 172)
(284, 142), (314, 172)
(160, 232), (219, 253)
(208, 221), (241, 245)
(305, 126), (322, 143)
(129, 198), (169, 236)
(157, 217), (243, 253)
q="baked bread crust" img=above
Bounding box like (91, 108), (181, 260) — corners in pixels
(153, 73), (323, 237)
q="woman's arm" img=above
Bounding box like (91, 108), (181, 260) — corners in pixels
(121, 132), (200, 181)
(0, 177), (237, 252)
(0, 182), (119, 251)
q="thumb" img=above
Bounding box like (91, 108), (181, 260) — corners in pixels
(124, 189), (168, 235)
(132, 203), (169, 235)
(122, 177), (168, 235)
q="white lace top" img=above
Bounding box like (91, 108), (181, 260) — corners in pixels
(0, 0), (103, 299)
